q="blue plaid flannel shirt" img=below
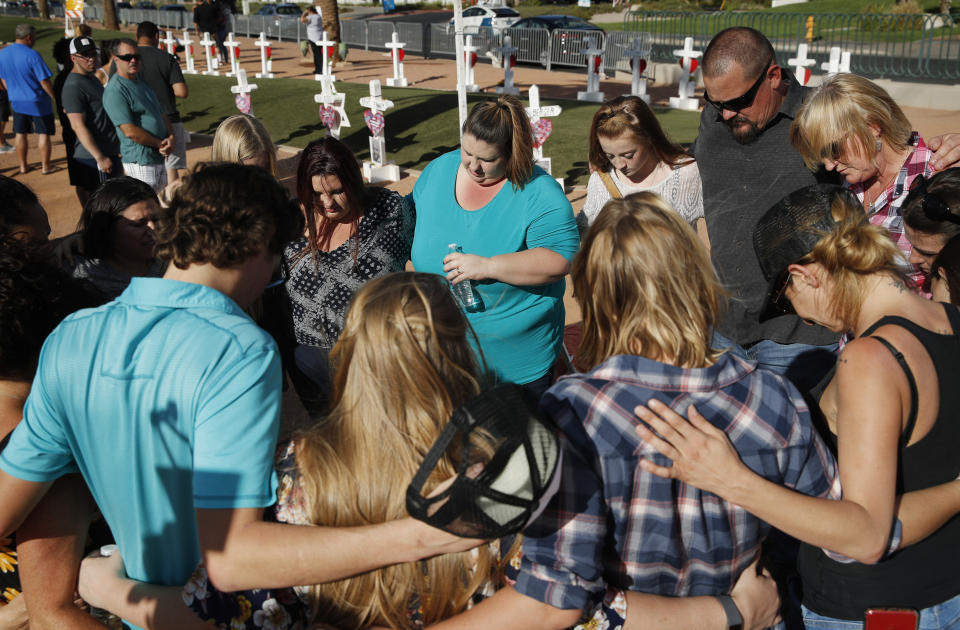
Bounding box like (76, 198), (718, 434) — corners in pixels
(514, 353), (842, 613)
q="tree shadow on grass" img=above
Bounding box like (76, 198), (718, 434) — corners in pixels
(564, 160), (589, 186)
(181, 107), (219, 134)
(275, 122), (328, 146)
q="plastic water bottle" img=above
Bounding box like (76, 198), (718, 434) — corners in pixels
(448, 243), (477, 311)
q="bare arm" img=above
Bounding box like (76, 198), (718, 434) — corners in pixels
(118, 123), (165, 150)
(427, 586), (581, 630)
(928, 133), (960, 172)
(40, 78), (54, 101)
(17, 475), (105, 630)
(171, 81), (187, 98)
(0, 470), (52, 538)
(196, 507), (483, 593)
(443, 248), (571, 287)
(78, 553), (209, 630)
(634, 339), (926, 564)
(66, 112), (114, 172)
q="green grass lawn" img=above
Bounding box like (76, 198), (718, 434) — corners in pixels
(0, 15), (700, 186)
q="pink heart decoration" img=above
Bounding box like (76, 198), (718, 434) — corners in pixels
(679, 57), (699, 74)
(593, 56), (602, 73)
(629, 58), (647, 75)
(531, 118), (552, 149)
(798, 67), (811, 85)
(234, 93), (251, 114)
(320, 105), (340, 130)
(364, 109), (385, 136)
(397, 48), (405, 63)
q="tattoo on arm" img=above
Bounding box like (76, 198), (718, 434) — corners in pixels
(890, 279), (907, 294)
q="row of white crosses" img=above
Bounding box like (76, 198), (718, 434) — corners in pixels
(788, 44), (851, 85)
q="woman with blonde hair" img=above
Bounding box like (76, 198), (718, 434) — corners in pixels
(210, 113), (276, 173)
(635, 184), (960, 629)
(790, 73), (932, 283)
(582, 96), (705, 242)
(430, 191), (819, 629)
(411, 95), (579, 402)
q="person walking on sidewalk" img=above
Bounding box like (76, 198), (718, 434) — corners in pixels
(0, 24), (56, 174)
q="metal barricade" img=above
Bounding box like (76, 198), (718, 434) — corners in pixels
(366, 20), (396, 52)
(622, 10), (960, 82)
(501, 25), (550, 68)
(341, 19), (367, 49)
(397, 21), (423, 54)
(603, 30), (651, 74)
(547, 27), (605, 70)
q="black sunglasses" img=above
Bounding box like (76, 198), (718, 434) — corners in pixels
(768, 272), (795, 317)
(704, 61), (773, 113)
(115, 53), (141, 62)
(906, 175), (960, 225)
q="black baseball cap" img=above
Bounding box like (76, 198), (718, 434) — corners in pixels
(406, 383), (562, 539)
(754, 184), (862, 322)
(69, 36), (97, 56)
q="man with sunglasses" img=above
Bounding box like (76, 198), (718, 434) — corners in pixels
(61, 36), (122, 205)
(692, 27), (960, 395)
(901, 169), (960, 278)
(102, 38), (175, 193)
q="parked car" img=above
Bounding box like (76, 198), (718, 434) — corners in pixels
(506, 15), (603, 68)
(116, 1), (133, 8)
(160, 3), (186, 10)
(449, 5), (520, 33)
(509, 14), (602, 33)
(256, 2), (299, 16)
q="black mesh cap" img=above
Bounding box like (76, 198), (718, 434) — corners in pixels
(753, 184), (862, 322)
(406, 383), (562, 539)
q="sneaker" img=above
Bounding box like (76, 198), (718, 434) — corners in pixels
(0, 144), (13, 153)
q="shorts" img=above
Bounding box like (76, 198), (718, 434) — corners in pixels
(12, 112), (55, 135)
(0, 90), (10, 121)
(122, 162), (167, 192)
(165, 121), (188, 171)
(71, 156), (121, 191)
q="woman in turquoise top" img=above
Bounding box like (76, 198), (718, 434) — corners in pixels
(411, 95), (579, 400)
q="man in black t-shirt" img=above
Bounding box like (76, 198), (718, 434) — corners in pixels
(137, 21), (189, 183)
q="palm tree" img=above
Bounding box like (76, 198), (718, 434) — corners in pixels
(38, 0), (49, 19)
(103, 0), (120, 30)
(318, 0), (340, 63)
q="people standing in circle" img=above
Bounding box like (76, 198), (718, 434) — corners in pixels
(275, 137), (413, 415)
(411, 95), (579, 403)
(581, 95), (706, 245)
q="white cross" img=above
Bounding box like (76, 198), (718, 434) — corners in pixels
(359, 78), (394, 114)
(315, 30), (337, 82)
(313, 75), (350, 139)
(160, 30), (177, 56)
(525, 84), (561, 166)
(199, 31), (219, 75)
(788, 43), (816, 86)
(230, 69), (258, 116)
(181, 29), (197, 75)
(359, 80), (399, 182)
(669, 36), (702, 111)
(254, 32), (274, 78)
(462, 34), (479, 92)
(622, 35), (651, 103)
(385, 31), (408, 87)
(576, 36), (605, 102)
(494, 36), (519, 95)
(223, 32), (241, 77)
(821, 46), (851, 77)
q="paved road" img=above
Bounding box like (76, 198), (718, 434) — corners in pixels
(366, 10), (452, 24)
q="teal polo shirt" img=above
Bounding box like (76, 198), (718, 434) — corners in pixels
(1, 278), (281, 591)
(102, 73), (167, 165)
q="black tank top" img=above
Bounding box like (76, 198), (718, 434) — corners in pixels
(798, 303), (960, 619)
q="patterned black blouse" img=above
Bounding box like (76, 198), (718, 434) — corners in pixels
(283, 187), (414, 348)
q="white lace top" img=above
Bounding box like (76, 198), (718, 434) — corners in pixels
(580, 160), (704, 227)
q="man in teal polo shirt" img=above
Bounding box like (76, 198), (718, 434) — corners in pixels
(102, 38), (174, 192)
(0, 164), (481, 628)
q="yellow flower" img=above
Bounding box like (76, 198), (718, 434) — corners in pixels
(2, 588), (20, 603)
(0, 551), (16, 574)
(237, 594), (252, 621)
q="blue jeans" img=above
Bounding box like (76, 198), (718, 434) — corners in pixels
(802, 593), (960, 630)
(712, 333), (838, 394)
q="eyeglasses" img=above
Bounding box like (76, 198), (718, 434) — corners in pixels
(769, 272), (795, 316)
(115, 53), (141, 62)
(906, 175), (960, 225)
(704, 61), (773, 113)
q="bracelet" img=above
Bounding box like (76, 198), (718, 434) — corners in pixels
(717, 595), (743, 630)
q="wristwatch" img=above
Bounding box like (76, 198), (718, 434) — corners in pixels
(717, 595), (743, 630)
